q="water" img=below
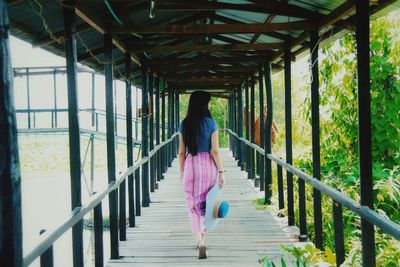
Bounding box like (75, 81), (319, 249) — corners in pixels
(22, 174), (111, 266)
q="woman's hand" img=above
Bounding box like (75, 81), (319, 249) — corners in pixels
(180, 172), (183, 183)
(218, 173), (225, 188)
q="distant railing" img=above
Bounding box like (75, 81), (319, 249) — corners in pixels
(225, 128), (400, 265)
(15, 108), (166, 145)
(22, 132), (179, 267)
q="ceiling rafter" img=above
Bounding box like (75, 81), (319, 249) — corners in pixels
(132, 1), (321, 19)
(111, 21), (313, 34)
(133, 43), (281, 54)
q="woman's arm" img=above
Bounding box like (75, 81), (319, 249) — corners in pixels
(211, 131), (225, 188)
(178, 133), (186, 182)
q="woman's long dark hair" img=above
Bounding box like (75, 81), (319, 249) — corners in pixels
(182, 91), (212, 156)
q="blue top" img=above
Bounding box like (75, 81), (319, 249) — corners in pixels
(178, 117), (218, 153)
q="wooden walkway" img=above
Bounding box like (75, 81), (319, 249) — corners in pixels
(108, 149), (300, 267)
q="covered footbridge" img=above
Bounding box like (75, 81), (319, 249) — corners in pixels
(1, 0), (400, 266)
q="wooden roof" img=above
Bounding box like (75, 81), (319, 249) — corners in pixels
(6, 0), (400, 92)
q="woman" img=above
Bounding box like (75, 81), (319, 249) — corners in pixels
(178, 91), (225, 259)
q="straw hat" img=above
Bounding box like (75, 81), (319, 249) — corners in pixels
(203, 185), (229, 231)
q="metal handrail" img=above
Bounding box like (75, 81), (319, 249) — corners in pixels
(22, 132), (179, 267)
(225, 128), (400, 240)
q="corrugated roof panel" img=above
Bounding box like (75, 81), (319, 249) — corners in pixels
(216, 10), (268, 23)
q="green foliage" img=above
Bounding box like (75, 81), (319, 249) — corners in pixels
(292, 9), (400, 267)
(259, 244), (336, 267)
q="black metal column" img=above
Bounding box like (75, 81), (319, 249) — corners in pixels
(229, 96), (233, 151)
(141, 66), (150, 207)
(104, 33), (119, 259)
(167, 87), (172, 167)
(259, 64), (265, 192)
(170, 88), (175, 159)
(232, 91), (236, 158)
(161, 81), (166, 176)
(356, 1), (375, 265)
(284, 46), (294, 226)
(264, 62), (273, 204)
(53, 70), (58, 127)
(175, 91), (179, 156)
(0, 3), (23, 265)
(125, 53), (135, 228)
(155, 76), (161, 183)
(310, 30), (323, 248)
(250, 76), (256, 184)
(245, 81), (250, 178)
(237, 86), (243, 168)
(149, 72), (155, 193)
(63, 3), (84, 264)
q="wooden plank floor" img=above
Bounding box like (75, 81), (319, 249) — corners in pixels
(108, 149), (300, 267)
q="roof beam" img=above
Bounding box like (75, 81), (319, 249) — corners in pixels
(166, 77), (244, 83)
(149, 55), (263, 66)
(210, 14), (295, 41)
(163, 72), (250, 79)
(170, 84), (236, 90)
(112, 21), (313, 34)
(75, 3), (142, 66)
(156, 65), (258, 72)
(146, 1), (320, 19)
(134, 43), (281, 53)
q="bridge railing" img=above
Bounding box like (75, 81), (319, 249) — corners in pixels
(226, 128), (400, 265)
(22, 132), (179, 267)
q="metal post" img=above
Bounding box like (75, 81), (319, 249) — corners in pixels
(141, 66), (150, 207)
(237, 86), (243, 168)
(228, 96), (232, 150)
(90, 136), (94, 195)
(310, 30), (323, 249)
(123, 54), (132, 236)
(0, 3), (23, 264)
(53, 70), (58, 128)
(91, 72), (95, 128)
(114, 79), (118, 144)
(170, 88), (175, 159)
(90, 72), (95, 195)
(233, 91), (237, 160)
(93, 196), (104, 267)
(39, 230), (54, 267)
(333, 196), (345, 266)
(284, 46), (294, 226)
(63, 2), (84, 264)
(175, 91), (179, 156)
(135, 86), (139, 140)
(155, 76), (161, 183)
(26, 68), (31, 129)
(161, 80), (166, 177)
(298, 175), (307, 241)
(244, 81), (250, 179)
(259, 64), (265, 192)
(277, 163), (284, 210)
(250, 76), (256, 184)
(356, 1), (375, 265)
(264, 62), (273, 204)
(149, 72), (155, 193)
(167, 87), (172, 167)
(104, 33), (119, 259)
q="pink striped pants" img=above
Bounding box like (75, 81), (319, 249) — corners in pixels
(182, 152), (218, 234)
